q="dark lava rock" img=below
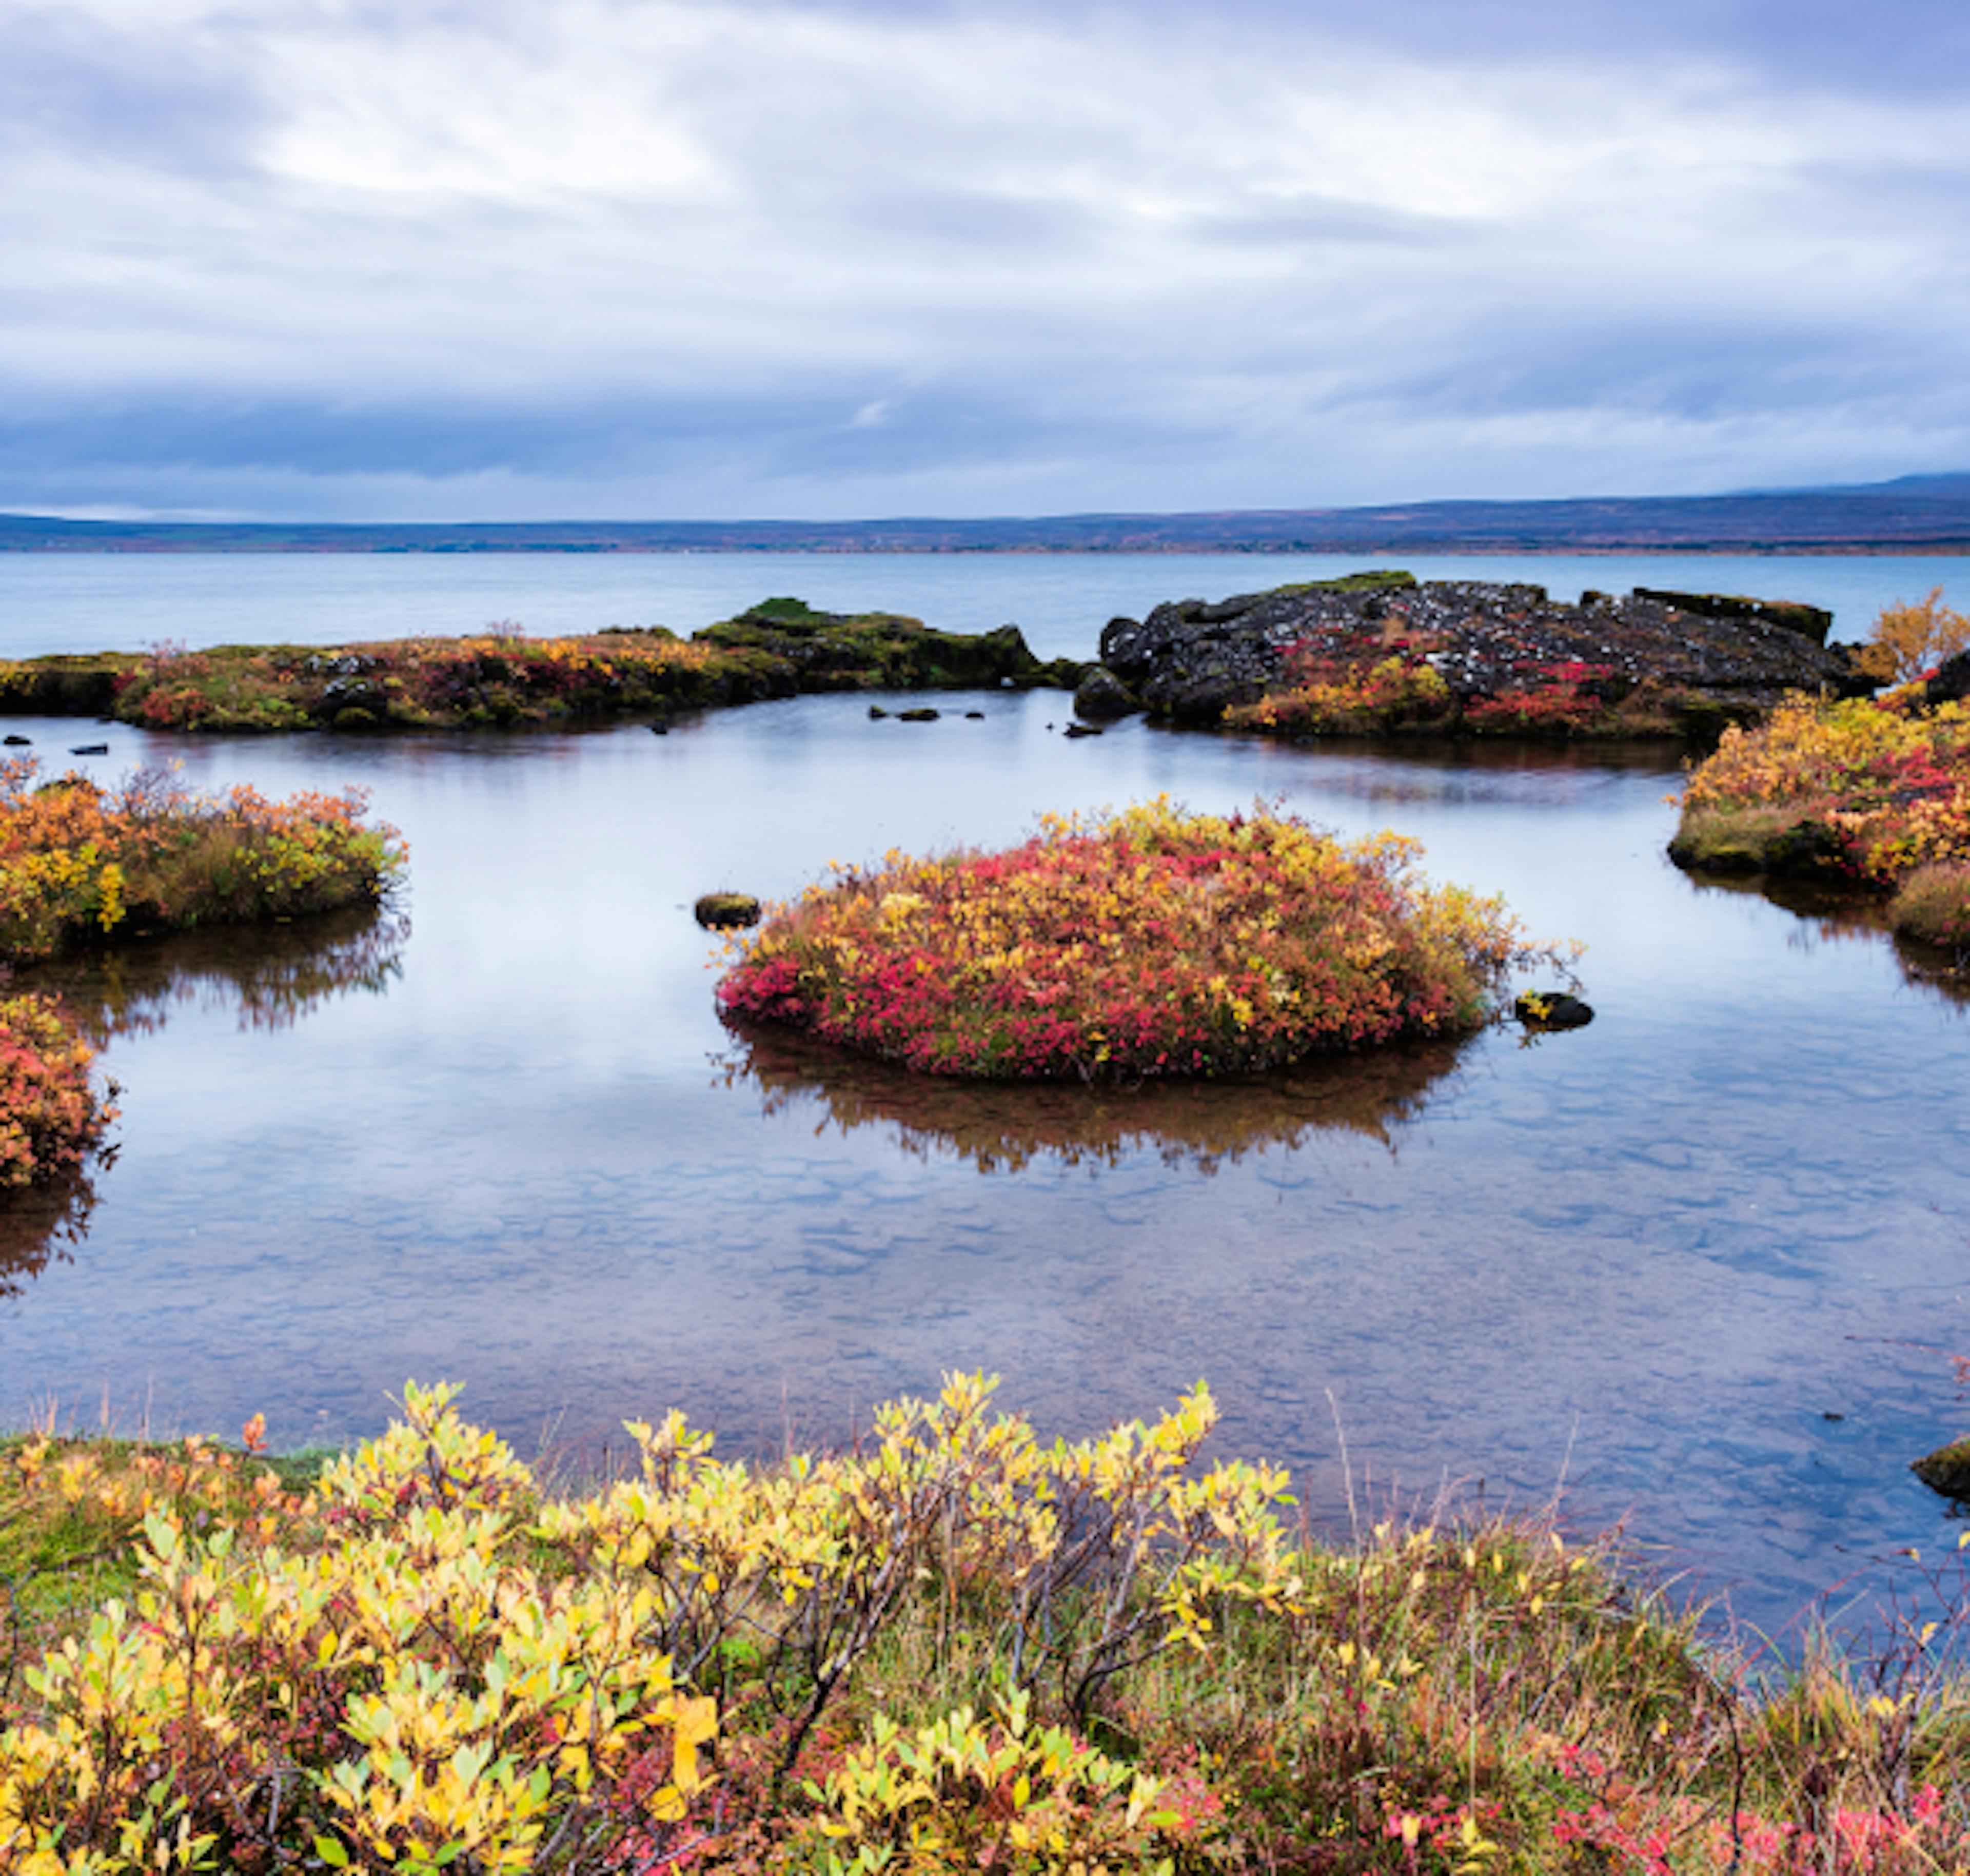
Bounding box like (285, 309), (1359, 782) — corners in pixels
(1063, 722), (1104, 739)
(1633, 588), (1834, 646)
(1515, 990), (1594, 1029)
(1104, 573), (1867, 730)
(694, 892), (761, 930)
(1073, 665), (1138, 721)
(1928, 647), (1970, 707)
(964, 710), (985, 720)
(68, 742), (109, 756)
(1913, 1436), (1970, 1499)
(897, 707), (940, 722)
(3, 734), (29, 746)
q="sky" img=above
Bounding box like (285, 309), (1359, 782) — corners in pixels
(4, 0), (1970, 522)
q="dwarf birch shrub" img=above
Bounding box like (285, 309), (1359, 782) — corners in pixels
(717, 799), (1567, 1081)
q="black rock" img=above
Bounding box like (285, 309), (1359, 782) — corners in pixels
(694, 892), (761, 930)
(649, 718), (669, 735)
(897, 707), (940, 722)
(868, 705), (889, 719)
(1063, 722), (1104, 739)
(1914, 1436), (1970, 1499)
(68, 743), (109, 756)
(1928, 647), (1970, 707)
(1515, 990), (1593, 1029)
(964, 710), (984, 720)
(3, 734), (30, 746)
(1073, 666), (1138, 722)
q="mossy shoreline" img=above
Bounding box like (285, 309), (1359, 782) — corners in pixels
(0, 598), (1083, 735)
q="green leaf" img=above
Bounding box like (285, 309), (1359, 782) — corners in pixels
(316, 1838), (351, 1868)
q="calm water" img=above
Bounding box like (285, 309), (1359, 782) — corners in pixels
(2, 550), (1967, 659)
(1, 679), (1966, 1643)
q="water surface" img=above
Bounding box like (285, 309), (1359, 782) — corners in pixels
(2, 693), (1966, 1642)
(3, 550), (1966, 660)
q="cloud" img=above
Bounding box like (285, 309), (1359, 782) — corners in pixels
(0, 0), (1967, 518)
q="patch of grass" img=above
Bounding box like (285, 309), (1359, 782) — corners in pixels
(1890, 861), (1970, 950)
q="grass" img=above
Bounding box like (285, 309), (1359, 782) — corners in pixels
(5, 1380), (1970, 1872)
(0, 601), (1079, 734)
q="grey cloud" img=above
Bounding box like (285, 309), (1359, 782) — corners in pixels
(0, 7), (266, 172)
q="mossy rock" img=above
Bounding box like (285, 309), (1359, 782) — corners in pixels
(1913, 1436), (1970, 1499)
(695, 892), (762, 930)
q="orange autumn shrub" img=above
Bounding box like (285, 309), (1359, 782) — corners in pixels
(0, 757), (405, 960)
(719, 798), (1569, 1081)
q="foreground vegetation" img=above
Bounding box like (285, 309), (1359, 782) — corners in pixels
(0, 601), (1078, 733)
(717, 800), (1568, 1081)
(1670, 693), (1970, 950)
(0, 757), (404, 1182)
(5, 1378), (1969, 1873)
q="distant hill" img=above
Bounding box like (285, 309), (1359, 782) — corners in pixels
(6, 475), (1970, 553)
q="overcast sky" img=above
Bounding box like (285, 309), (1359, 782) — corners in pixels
(5, 0), (1969, 521)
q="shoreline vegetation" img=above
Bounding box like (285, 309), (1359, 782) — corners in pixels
(0, 757), (405, 1189)
(716, 800), (1567, 1082)
(0, 598), (1081, 734)
(7, 1378), (1970, 1872)
(1670, 632), (1970, 952)
(0, 578), (1865, 747)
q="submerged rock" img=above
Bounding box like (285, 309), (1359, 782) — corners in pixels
(1515, 990), (1594, 1029)
(1913, 1436), (1970, 1499)
(694, 892), (762, 930)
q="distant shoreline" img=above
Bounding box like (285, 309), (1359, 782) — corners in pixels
(5, 473), (1970, 556)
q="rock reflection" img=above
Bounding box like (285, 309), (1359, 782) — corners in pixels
(1682, 870), (1969, 1009)
(0, 909), (410, 1291)
(716, 1020), (1466, 1173)
(19, 906), (410, 1045)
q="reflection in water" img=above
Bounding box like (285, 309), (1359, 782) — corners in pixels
(21, 907), (410, 1045)
(716, 1019), (1467, 1173)
(1682, 870), (1970, 1010)
(0, 908), (410, 1289)
(0, 1163), (101, 1298)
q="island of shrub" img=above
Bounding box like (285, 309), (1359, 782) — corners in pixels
(6, 1377), (1968, 1872)
(0, 601), (1078, 734)
(1670, 691), (1970, 950)
(0, 758), (404, 1184)
(717, 798), (1567, 1080)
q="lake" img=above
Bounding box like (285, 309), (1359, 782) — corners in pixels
(4, 548), (1969, 659)
(1, 550), (1967, 1645)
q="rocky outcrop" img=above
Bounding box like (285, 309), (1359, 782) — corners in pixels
(1098, 574), (1868, 733)
(1928, 646), (1970, 707)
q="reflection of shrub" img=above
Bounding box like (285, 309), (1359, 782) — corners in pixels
(0, 993), (110, 1189)
(718, 798), (1566, 1081)
(718, 1020), (1465, 1171)
(0, 758), (404, 961)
